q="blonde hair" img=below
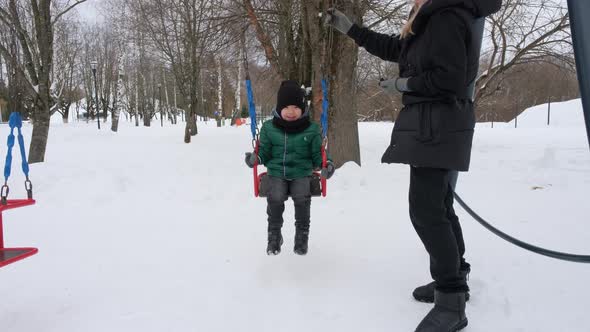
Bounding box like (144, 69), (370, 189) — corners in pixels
(400, 2), (427, 39)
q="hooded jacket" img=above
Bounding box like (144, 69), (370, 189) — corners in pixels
(348, 0), (502, 171)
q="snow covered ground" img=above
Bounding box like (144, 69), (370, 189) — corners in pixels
(1, 99), (589, 332)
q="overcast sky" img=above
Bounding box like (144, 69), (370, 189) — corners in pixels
(75, 0), (103, 24)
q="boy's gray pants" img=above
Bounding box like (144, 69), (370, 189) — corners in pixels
(266, 176), (311, 232)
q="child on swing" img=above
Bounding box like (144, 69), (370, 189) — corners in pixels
(245, 80), (335, 256)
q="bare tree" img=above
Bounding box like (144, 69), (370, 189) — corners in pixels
(476, 0), (572, 104)
(111, 65), (124, 131)
(119, 0), (230, 142)
(236, 0), (364, 167)
(0, 0), (88, 163)
(53, 18), (82, 123)
(340, 0), (574, 124)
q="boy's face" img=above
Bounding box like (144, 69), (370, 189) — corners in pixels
(280, 105), (303, 122)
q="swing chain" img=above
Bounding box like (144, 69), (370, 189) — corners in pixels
(320, 0), (338, 76)
(25, 178), (33, 199)
(3, 112), (34, 202)
(251, 128), (260, 149)
(1, 183), (9, 205)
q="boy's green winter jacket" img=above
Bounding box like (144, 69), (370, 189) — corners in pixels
(258, 119), (325, 179)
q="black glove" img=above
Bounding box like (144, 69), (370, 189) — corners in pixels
(244, 152), (259, 168)
(321, 161), (335, 179)
(379, 77), (412, 94)
(325, 8), (353, 35)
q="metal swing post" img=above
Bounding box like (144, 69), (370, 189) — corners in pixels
(567, 0), (590, 149)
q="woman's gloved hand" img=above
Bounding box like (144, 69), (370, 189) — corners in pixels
(379, 77), (413, 94)
(325, 8), (353, 35)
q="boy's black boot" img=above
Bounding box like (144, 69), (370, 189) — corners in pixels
(414, 291), (468, 332)
(294, 229), (309, 255)
(266, 229), (283, 256)
(413, 267), (471, 303)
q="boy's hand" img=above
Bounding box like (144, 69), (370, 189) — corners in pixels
(245, 152), (259, 168)
(321, 161), (335, 179)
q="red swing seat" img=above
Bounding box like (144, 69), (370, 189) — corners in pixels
(0, 199), (37, 268)
(253, 143), (328, 198)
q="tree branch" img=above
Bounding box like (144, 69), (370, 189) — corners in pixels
(242, 0), (282, 78)
(53, 0), (89, 25)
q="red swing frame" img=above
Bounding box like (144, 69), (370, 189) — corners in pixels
(253, 140), (328, 197)
(0, 198), (37, 268)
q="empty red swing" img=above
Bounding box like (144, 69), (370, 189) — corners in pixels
(0, 112), (37, 268)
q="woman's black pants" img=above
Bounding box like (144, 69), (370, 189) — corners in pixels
(409, 166), (469, 293)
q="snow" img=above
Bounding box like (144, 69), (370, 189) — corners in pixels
(1, 99), (589, 332)
(501, 98), (587, 128)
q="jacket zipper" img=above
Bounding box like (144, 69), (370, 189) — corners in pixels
(283, 132), (287, 177)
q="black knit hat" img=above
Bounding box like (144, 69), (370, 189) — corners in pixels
(276, 80), (306, 115)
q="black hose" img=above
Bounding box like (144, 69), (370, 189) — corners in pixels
(454, 192), (590, 263)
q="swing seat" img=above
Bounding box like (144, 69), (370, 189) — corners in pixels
(0, 112), (38, 269)
(0, 248), (38, 268)
(0, 199), (37, 268)
(257, 172), (325, 198)
(248, 78), (329, 198)
(253, 145), (328, 198)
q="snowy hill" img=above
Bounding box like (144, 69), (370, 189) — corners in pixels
(481, 98), (587, 128)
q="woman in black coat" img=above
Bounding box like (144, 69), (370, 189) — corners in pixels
(327, 1), (501, 331)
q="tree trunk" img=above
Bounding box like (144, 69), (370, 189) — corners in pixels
(61, 103), (71, 124)
(184, 118), (191, 143)
(28, 0), (54, 164)
(174, 85), (180, 123)
(300, 0), (361, 167)
(141, 74), (150, 127)
(184, 104), (198, 143)
(143, 108), (151, 126)
(300, 2), (313, 87)
(7, 65), (24, 119)
(216, 57), (223, 127)
(6, 32), (24, 119)
(243, 0), (283, 78)
(164, 71), (173, 124)
(303, 0), (323, 122)
(233, 36), (244, 126)
(327, 1), (362, 167)
(189, 105), (198, 134)
(29, 84), (51, 163)
(112, 70), (123, 132)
